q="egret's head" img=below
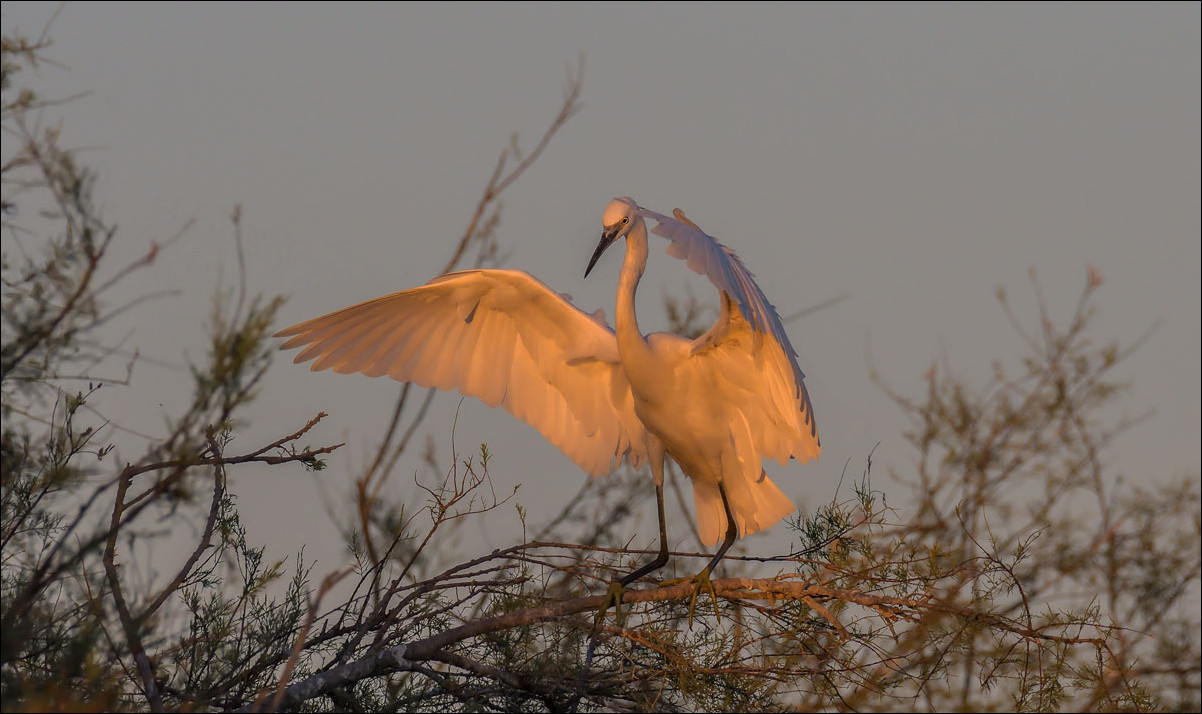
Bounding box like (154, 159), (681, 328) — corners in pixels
(586, 197), (641, 278)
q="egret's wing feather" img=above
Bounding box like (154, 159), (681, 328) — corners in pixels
(642, 208), (821, 463)
(680, 295), (820, 469)
(641, 208), (789, 349)
(275, 269), (647, 476)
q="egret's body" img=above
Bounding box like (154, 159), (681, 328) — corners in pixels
(277, 197), (819, 589)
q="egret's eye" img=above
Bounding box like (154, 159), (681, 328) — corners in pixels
(621, 217), (629, 225)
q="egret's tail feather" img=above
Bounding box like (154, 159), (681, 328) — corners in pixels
(692, 470), (794, 547)
(693, 482), (726, 548)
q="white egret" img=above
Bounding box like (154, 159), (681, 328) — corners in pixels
(275, 197), (820, 611)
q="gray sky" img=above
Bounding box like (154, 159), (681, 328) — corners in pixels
(5, 2), (1199, 575)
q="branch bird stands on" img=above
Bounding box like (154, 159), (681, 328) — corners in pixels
(276, 197), (820, 618)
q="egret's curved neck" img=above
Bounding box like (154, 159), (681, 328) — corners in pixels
(615, 218), (662, 387)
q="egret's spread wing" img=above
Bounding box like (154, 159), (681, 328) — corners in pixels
(641, 208), (819, 462)
(641, 207), (790, 348)
(689, 293), (820, 466)
(275, 269), (648, 476)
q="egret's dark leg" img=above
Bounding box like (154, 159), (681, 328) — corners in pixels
(620, 480), (670, 586)
(596, 442), (669, 624)
(704, 481), (739, 575)
(597, 480), (670, 625)
(686, 481), (739, 623)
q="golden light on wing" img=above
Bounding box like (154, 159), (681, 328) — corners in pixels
(276, 269), (648, 477)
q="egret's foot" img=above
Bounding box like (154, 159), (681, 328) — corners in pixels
(594, 581), (627, 627)
(659, 568), (721, 627)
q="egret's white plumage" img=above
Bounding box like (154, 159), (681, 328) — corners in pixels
(276, 197), (819, 574)
(280, 269), (649, 477)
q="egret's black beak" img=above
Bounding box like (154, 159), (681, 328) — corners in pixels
(585, 225), (622, 278)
